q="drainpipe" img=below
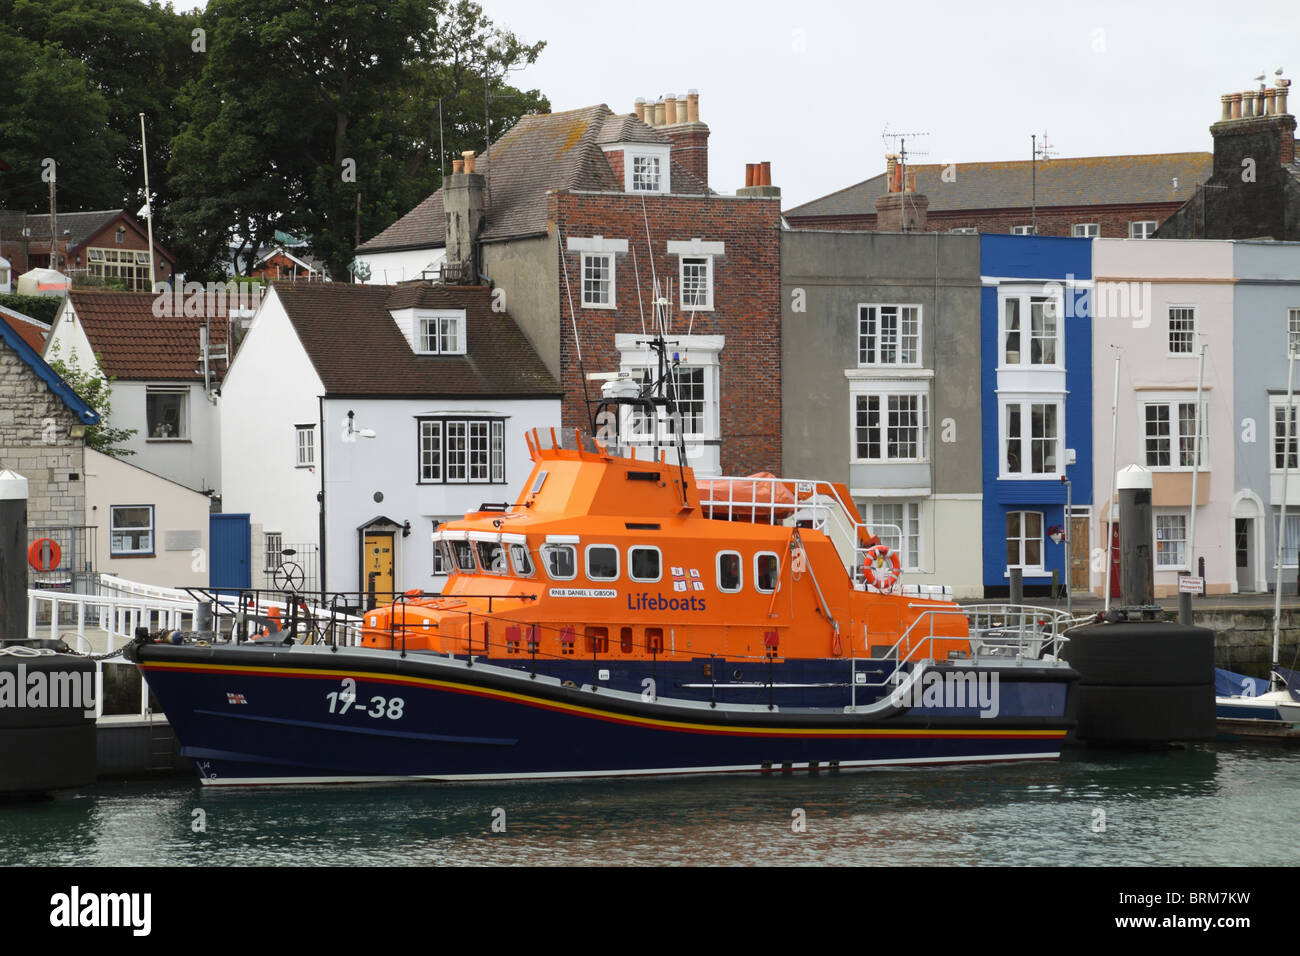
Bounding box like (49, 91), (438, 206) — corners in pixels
(318, 394), (327, 610)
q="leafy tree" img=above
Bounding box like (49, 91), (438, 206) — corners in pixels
(44, 343), (137, 457)
(0, 30), (121, 211)
(0, 0), (204, 213)
(167, 0), (548, 279)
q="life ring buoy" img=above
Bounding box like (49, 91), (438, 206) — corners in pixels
(862, 544), (902, 592)
(28, 537), (61, 572)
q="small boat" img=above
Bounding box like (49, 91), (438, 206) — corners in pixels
(126, 334), (1077, 785)
(1215, 666), (1300, 724)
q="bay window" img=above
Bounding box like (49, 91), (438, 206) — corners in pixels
(1143, 401), (1206, 469)
(853, 390), (928, 462)
(1154, 511), (1189, 569)
(1002, 401), (1061, 477)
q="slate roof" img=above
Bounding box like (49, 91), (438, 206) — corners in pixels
(785, 153), (1214, 218)
(0, 304), (50, 352)
(63, 291), (231, 382)
(0, 209), (176, 262)
(272, 282), (561, 398)
(357, 105), (709, 254)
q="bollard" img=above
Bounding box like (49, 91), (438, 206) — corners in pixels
(1178, 572), (1193, 625)
(1009, 567), (1023, 606)
(0, 471), (29, 641)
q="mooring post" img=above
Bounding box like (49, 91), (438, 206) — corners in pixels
(1117, 464), (1154, 609)
(0, 470), (30, 640)
(1009, 567), (1023, 606)
(1178, 573), (1193, 625)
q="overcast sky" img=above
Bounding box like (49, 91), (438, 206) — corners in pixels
(173, 0), (1297, 209)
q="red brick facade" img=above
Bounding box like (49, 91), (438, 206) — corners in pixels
(657, 124), (710, 188)
(789, 201), (1186, 237)
(550, 190), (782, 475)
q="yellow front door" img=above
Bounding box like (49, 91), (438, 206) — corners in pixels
(363, 532), (395, 605)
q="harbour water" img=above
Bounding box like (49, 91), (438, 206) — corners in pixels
(2, 744), (1295, 866)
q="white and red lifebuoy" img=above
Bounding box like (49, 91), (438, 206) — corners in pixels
(862, 544), (902, 592)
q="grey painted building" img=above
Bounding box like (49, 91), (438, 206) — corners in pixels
(781, 229), (984, 596)
(1234, 240), (1300, 593)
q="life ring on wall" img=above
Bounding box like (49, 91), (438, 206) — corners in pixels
(28, 538), (61, 572)
(862, 544), (902, 592)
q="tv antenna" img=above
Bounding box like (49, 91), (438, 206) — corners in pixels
(881, 125), (930, 231)
(1031, 131), (1056, 235)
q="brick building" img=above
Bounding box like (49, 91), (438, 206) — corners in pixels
(357, 93), (784, 475)
(1157, 80), (1299, 240)
(785, 152), (1211, 239)
(0, 209), (176, 291)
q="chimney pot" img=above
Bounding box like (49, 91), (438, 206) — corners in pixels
(1277, 79), (1290, 115)
(634, 98), (646, 122)
(654, 99), (666, 126)
(665, 95), (678, 125)
(1243, 91), (1256, 118)
(1265, 88), (1277, 115)
(462, 150), (476, 174)
(686, 90), (700, 123)
(759, 161), (772, 186)
(745, 163), (756, 187)
(884, 154), (899, 193)
(1230, 92), (1243, 119)
(1220, 94), (1233, 122)
(452, 159), (465, 174)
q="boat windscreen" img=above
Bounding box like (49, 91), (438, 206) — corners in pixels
(476, 540), (508, 574)
(509, 543), (535, 577)
(450, 539), (477, 573)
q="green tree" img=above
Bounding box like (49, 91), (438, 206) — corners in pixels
(45, 344), (137, 458)
(0, 30), (121, 211)
(167, 0), (548, 279)
(0, 0), (204, 213)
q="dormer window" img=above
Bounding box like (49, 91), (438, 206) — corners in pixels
(617, 144), (671, 194)
(632, 155), (662, 191)
(415, 310), (466, 355)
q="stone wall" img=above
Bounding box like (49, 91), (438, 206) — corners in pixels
(0, 338), (86, 528)
(1183, 607), (1300, 674)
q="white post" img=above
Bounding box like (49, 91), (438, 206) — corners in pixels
(140, 113), (157, 292)
(1103, 350), (1122, 611)
(1187, 339), (1207, 584)
(1272, 349), (1295, 691)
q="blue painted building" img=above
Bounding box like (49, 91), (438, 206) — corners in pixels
(980, 236), (1093, 595)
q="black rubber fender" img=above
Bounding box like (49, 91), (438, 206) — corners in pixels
(1061, 622), (1213, 686)
(1072, 682), (1216, 743)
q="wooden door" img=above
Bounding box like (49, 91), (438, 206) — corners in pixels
(363, 531), (395, 606)
(1069, 517), (1090, 591)
(1108, 522), (1121, 598)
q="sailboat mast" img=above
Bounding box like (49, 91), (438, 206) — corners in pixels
(1272, 348), (1295, 690)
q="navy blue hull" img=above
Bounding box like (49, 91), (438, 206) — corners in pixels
(131, 643), (1076, 785)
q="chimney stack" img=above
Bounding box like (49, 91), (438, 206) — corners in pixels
(655, 87), (710, 187)
(1210, 77), (1298, 172)
(736, 161), (780, 198)
(875, 155), (929, 231)
(444, 152), (485, 285)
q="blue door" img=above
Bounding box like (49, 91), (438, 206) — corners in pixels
(209, 514), (251, 592)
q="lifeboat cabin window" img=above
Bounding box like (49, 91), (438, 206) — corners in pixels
(620, 626), (634, 653)
(476, 540), (507, 574)
(509, 543), (534, 577)
(541, 544), (576, 580)
(755, 552), (780, 593)
(586, 545), (619, 581)
(717, 551), (742, 592)
(450, 539), (477, 573)
(629, 546), (662, 582)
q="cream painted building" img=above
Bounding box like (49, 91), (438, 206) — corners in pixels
(84, 449), (211, 589)
(1091, 238), (1235, 597)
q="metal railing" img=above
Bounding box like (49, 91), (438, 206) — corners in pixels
(27, 587), (197, 718)
(697, 475), (901, 587)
